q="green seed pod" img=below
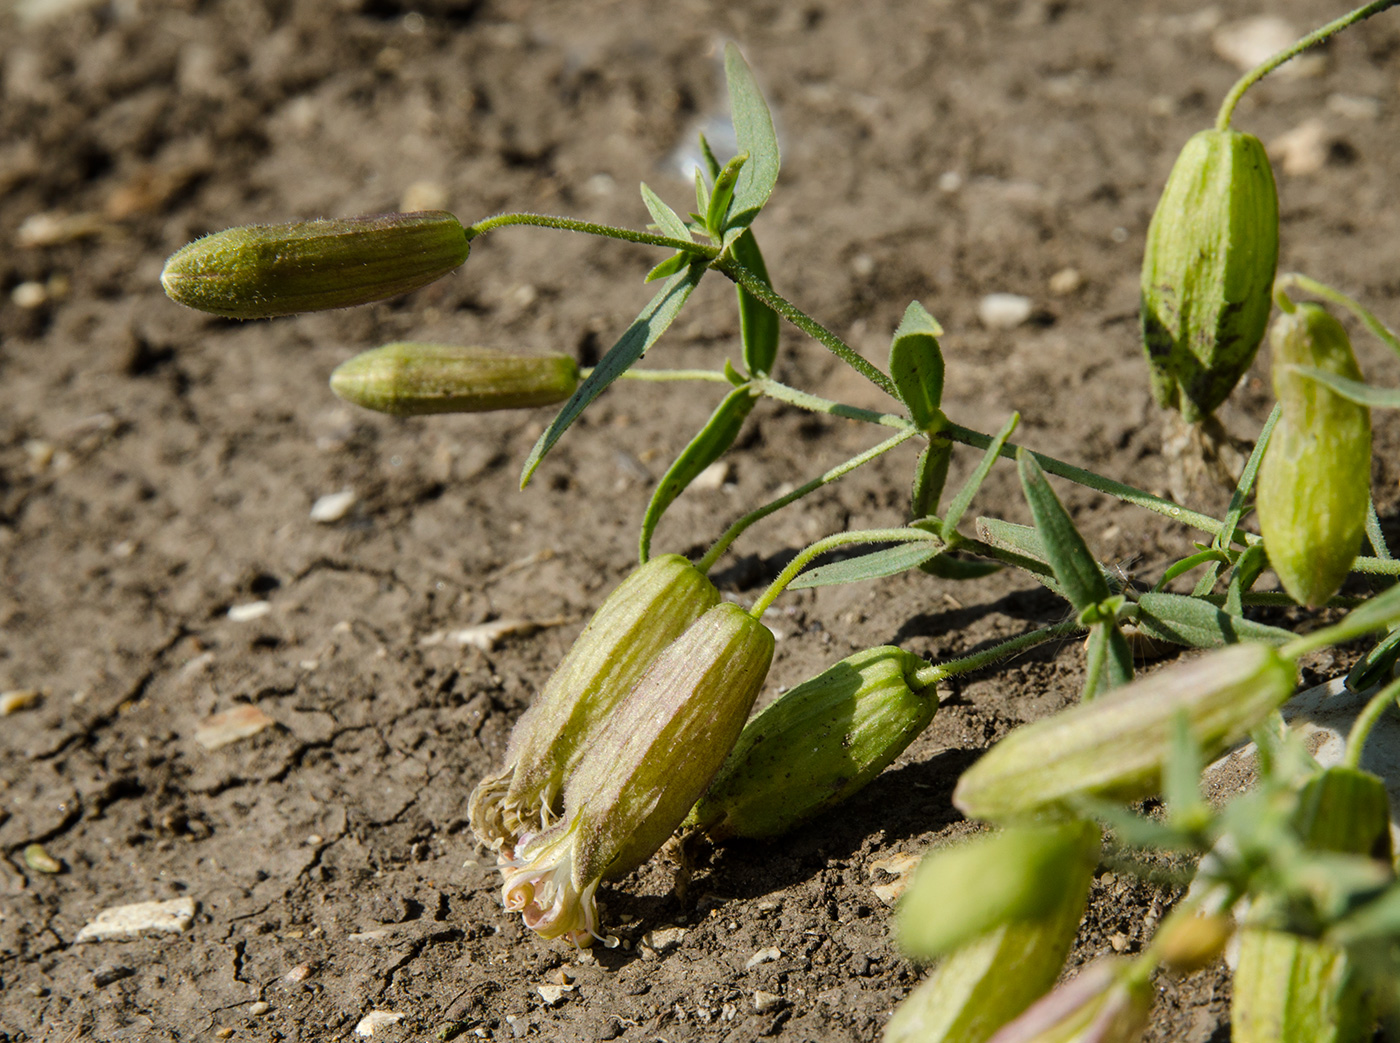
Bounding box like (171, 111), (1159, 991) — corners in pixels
(468, 554), (719, 857)
(953, 642), (1296, 824)
(688, 646), (934, 840)
(160, 211), (470, 318)
(1231, 768), (1390, 1043)
(499, 603), (774, 944)
(1140, 129), (1279, 422)
(896, 821), (1100, 960)
(1256, 303), (1372, 608)
(329, 343), (579, 416)
(884, 823), (1096, 1043)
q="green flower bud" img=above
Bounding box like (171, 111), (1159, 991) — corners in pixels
(688, 646), (934, 840)
(498, 603), (774, 945)
(160, 211), (470, 318)
(954, 643), (1296, 824)
(1256, 303), (1372, 608)
(896, 821), (1101, 959)
(1232, 767), (1390, 1043)
(884, 823), (1096, 1043)
(468, 555), (719, 858)
(1140, 129), (1279, 422)
(983, 958), (1153, 1043)
(329, 343), (579, 416)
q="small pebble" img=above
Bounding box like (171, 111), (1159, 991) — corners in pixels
(691, 460), (731, 491)
(1213, 17), (1324, 78)
(215, 1029), (234, 1040)
(227, 601), (271, 622)
(1269, 119), (1330, 176)
(11, 281), (47, 309)
(284, 963), (312, 983)
(249, 1001), (271, 1015)
(75, 896), (196, 942)
(977, 293), (1033, 330)
(937, 170), (962, 193)
(536, 983), (574, 1006)
(1, 689), (43, 715)
(643, 925), (687, 953)
(355, 1010), (405, 1037)
(310, 489), (357, 523)
(752, 990), (784, 1014)
(194, 705), (274, 750)
(23, 843), (62, 874)
(1048, 267), (1082, 296)
(745, 946), (781, 969)
(92, 965), (135, 987)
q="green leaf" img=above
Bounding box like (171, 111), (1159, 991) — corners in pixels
(974, 517), (1067, 596)
(520, 259), (707, 488)
(1017, 448), (1113, 614)
(943, 413), (1019, 538)
(888, 301), (946, 431)
(919, 553), (1003, 581)
(1291, 367), (1400, 408)
(698, 132), (722, 182)
(645, 252), (691, 283)
(706, 152), (748, 237)
(1223, 543), (1267, 616)
(640, 182), (693, 243)
(911, 438), (951, 520)
(722, 43), (780, 231)
(639, 385), (756, 561)
(730, 229), (779, 377)
(1163, 711), (1205, 825)
(1132, 591), (1294, 648)
(1347, 628), (1400, 692)
(1155, 547), (1228, 592)
(1106, 622), (1134, 688)
(694, 168), (711, 224)
(789, 540), (943, 590)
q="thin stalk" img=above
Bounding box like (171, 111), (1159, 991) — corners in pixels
(465, 211), (717, 256)
(910, 618), (1084, 690)
(714, 256), (900, 398)
(749, 528), (941, 618)
(1344, 676), (1400, 769)
(755, 378), (912, 430)
(697, 429), (919, 574)
(1216, 1), (1399, 131)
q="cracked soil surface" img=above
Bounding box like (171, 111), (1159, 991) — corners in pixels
(5, 1), (1400, 1040)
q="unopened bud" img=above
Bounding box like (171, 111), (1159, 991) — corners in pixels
(954, 643), (1295, 824)
(1256, 303), (1372, 607)
(1140, 129), (1279, 422)
(469, 555), (719, 858)
(330, 343), (579, 416)
(897, 821), (1101, 959)
(689, 646), (934, 840)
(160, 211), (470, 318)
(499, 603), (774, 944)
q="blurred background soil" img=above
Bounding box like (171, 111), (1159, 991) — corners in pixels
(4, 1), (1400, 1040)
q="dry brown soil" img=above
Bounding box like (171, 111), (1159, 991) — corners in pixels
(5, 1), (1400, 1040)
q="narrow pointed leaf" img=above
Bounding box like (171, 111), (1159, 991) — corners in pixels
(919, 554), (1003, 580)
(698, 132), (722, 182)
(1017, 448), (1113, 614)
(943, 413), (1019, 538)
(789, 540), (943, 590)
(1106, 622), (1135, 688)
(639, 385), (756, 561)
(1132, 591), (1293, 648)
(910, 438), (951, 520)
(888, 301), (946, 431)
(640, 183), (693, 244)
(694, 168), (711, 222)
(729, 228), (779, 378)
(521, 259), (707, 487)
(645, 252), (690, 283)
(975, 517), (1067, 596)
(722, 43), (780, 231)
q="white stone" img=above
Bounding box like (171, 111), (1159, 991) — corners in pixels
(194, 705), (274, 750)
(692, 461), (732, 491)
(354, 1010), (405, 1037)
(978, 293), (1033, 330)
(536, 983), (575, 1006)
(227, 601), (271, 622)
(753, 990), (784, 1014)
(75, 897), (196, 942)
(1269, 119), (1330, 176)
(310, 489), (357, 523)
(745, 946), (781, 969)
(0, 690), (42, 715)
